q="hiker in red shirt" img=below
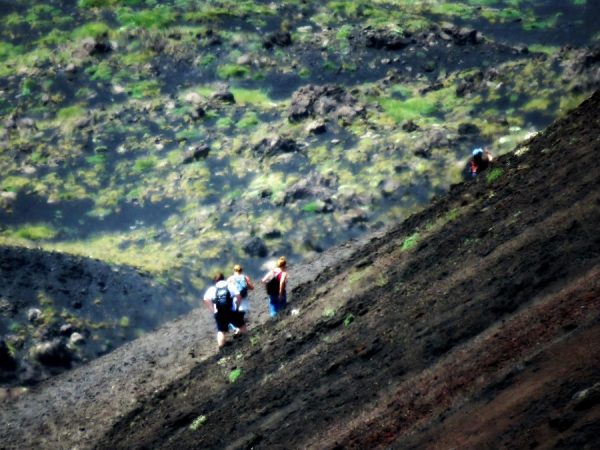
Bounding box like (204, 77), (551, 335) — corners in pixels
(261, 256), (288, 317)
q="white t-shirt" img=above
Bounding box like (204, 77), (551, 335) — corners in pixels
(203, 280), (240, 313)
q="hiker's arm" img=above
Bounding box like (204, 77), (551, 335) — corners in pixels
(246, 276), (254, 290)
(203, 297), (214, 312)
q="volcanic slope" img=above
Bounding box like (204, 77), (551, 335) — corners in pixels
(2, 91), (599, 449)
(94, 91), (600, 449)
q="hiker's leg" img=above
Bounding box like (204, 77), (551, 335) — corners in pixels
(217, 331), (226, 348)
(268, 303), (277, 317)
(268, 295), (279, 317)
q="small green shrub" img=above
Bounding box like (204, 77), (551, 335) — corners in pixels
(0, 41), (23, 62)
(217, 64), (250, 79)
(229, 368), (242, 383)
(236, 112), (259, 129)
(189, 415), (207, 431)
(343, 314), (355, 326)
(176, 129), (202, 142)
(379, 97), (437, 123)
(72, 22), (111, 39)
(119, 316), (130, 327)
(322, 308), (335, 319)
(133, 157), (156, 173)
(117, 5), (175, 29)
(336, 24), (353, 41)
(86, 154), (106, 165)
(446, 208), (460, 222)
(302, 201), (321, 213)
(216, 117), (234, 129)
(323, 60), (337, 72)
(401, 233), (419, 251)
(486, 167), (504, 183)
(230, 88), (273, 107)
(129, 80), (160, 99)
(2, 176), (30, 192)
(21, 79), (35, 96)
(86, 61), (113, 81)
(15, 224), (57, 241)
(57, 105), (86, 121)
(198, 54), (216, 66)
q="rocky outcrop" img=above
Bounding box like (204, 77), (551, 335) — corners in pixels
(263, 31), (292, 49)
(282, 172), (337, 206)
(211, 90), (235, 104)
(0, 339), (17, 371)
(31, 339), (73, 367)
(560, 46), (600, 91)
(455, 69), (485, 97)
(363, 28), (413, 50)
(77, 37), (112, 57)
(252, 136), (300, 159)
(437, 22), (483, 46)
(243, 236), (268, 258)
(458, 122), (480, 135)
(288, 85), (364, 123)
(182, 144), (210, 164)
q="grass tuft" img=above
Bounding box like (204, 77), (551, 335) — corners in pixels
(189, 415), (207, 431)
(486, 167), (504, 183)
(217, 64), (250, 79)
(401, 233), (419, 251)
(14, 224), (57, 241)
(229, 368), (242, 383)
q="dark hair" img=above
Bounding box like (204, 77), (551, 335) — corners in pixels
(213, 272), (225, 283)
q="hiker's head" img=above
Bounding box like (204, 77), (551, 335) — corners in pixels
(233, 264), (243, 274)
(213, 272), (225, 283)
(472, 147), (483, 162)
(277, 256), (287, 269)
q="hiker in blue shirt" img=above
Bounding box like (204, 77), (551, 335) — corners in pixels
(203, 273), (246, 348)
(227, 264), (254, 325)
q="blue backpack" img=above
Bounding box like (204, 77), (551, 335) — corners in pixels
(234, 275), (248, 298)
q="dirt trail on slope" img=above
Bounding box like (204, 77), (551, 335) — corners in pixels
(2, 91), (600, 449)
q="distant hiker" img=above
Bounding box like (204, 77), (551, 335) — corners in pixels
(261, 256), (288, 317)
(203, 273), (246, 348)
(227, 264), (255, 323)
(466, 147), (494, 178)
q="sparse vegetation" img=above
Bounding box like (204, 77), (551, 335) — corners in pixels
(13, 224), (57, 241)
(189, 415), (207, 431)
(229, 368), (242, 383)
(401, 233), (420, 251)
(486, 167), (504, 183)
(0, 0), (597, 398)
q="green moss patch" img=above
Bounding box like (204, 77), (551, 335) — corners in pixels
(13, 224), (58, 241)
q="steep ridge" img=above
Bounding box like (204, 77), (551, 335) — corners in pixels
(1, 91), (599, 449)
(93, 92), (600, 449)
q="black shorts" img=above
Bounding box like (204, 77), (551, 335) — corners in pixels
(214, 310), (245, 332)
